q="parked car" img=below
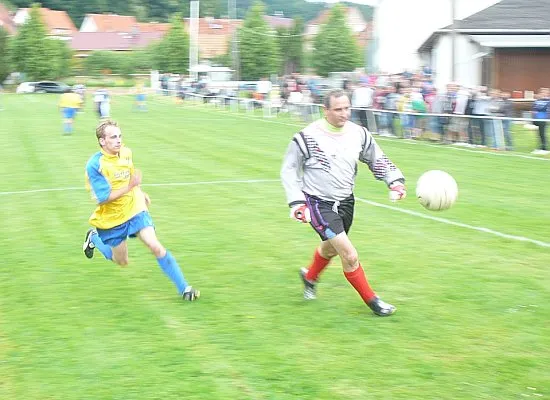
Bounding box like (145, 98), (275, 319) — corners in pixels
(16, 82), (36, 94)
(33, 81), (70, 94)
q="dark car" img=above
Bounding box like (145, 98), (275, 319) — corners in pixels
(34, 81), (70, 94)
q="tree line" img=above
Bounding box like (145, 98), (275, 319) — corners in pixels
(0, 2), (363, 82)
(3, 0), (370, 28)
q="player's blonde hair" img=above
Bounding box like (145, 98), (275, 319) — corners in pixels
(96, 119), (119, 140)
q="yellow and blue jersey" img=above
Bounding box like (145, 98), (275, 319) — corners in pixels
(59, 92), (82, 109)
(85, 146), (147, 229)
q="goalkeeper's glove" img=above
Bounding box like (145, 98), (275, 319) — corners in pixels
(389, 181), (407, 202)
(290, 203), (311, 223)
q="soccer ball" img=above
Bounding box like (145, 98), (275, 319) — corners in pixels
(416, 170), (458, 211)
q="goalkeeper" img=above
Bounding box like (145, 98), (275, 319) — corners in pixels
(280, 89), (406, 316)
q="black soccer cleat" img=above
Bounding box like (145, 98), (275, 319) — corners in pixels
(182, 286), (200, 301)
(83, 228), (97, 259)
(367, 296), (396, 317)
(300, 267), (317, 300)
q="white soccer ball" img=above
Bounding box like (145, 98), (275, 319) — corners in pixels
(416, 170), (458, 211)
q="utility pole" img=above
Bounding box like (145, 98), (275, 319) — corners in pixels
(451, 0), (457, 81)
(190, 1), (200, 81)
(228, 0), (240, 81)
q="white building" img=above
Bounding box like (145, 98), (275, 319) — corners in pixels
(418, 0), (550, 91)
(373, 0), (500, 77)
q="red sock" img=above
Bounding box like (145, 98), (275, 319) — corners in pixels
(344, 264), (376, 303)
(305, 249), (331, 281)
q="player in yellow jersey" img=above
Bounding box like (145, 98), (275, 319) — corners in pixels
(82, 120), (200, 301)
(133, 83), (147, 112)
(58, 89), (82, 134)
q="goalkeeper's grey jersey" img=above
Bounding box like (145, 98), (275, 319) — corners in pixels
(281, 118), (404, 204)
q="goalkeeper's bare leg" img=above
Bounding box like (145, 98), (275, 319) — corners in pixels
(328, 232), (396, 317)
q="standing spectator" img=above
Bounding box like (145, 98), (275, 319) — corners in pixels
(383, 85), (400, 137)
(488, 89), (504, 150)
(450, 85), (471, 144)
(256, 77), (272, 103)
(397, 86), (412, 138)
(410, 87), (427, 138)
(351, 82), (373, 128)
(465, 88), (476, 145)
(307, 77), (321, 104)
(280, 77), (290, 110)
(500, 91), (514, 150)
(423, 85), (440, 139)
(471, 86), (491, 147)
(300, 89), (314, 122)
(531, 87), (550, 154)
(438, 83), (457, 143)
(161, 73), (169, 95)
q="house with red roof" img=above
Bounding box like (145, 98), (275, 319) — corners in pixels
(0, 3), (17, 35)
(263, 14), (294, 30)
(13, 7), (76, 39)
(71, 31), (165, 58)
(80, 13), (170, 35)
(183, 17), (242, 60)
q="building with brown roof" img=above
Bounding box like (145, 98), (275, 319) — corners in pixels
(71, 31), (165, 57)
(13, 7), (76, 39)
(80, 14), (137, 33)
(263, 14), (294, 30)
(0, 3), (17, 35)
(136, 22), (171, 34)
(80, 14), (171, 35)
(183, 17), (242, 60)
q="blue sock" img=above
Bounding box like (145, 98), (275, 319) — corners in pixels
(157, 251), (187, 294)
(91, 233), (112, 260)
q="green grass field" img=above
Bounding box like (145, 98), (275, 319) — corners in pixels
(1, 93), (549, 399)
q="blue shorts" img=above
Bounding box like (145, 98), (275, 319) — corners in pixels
(136, 94), (146, 102)
(97, 211), (154, 247)
(63, 108), (76, 119)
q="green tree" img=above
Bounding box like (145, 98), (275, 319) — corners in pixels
(83, 51), (114, 75)
(276, 17), (303, 75)
(132, 49), (154, 73)
(312, 4), (362, 77)
(210, 52), (231, 67)
(47, 39), (73, 79)
(11, 4), (54, 80)
(84, 50), (141, 76)
(198, 0), (224, 17)
(154, 14), (189, 73)
(0, 28), (11, 83)
(238, 1), (280, 80)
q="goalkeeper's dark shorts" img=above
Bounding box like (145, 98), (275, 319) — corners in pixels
(304, 193), (355, 241)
